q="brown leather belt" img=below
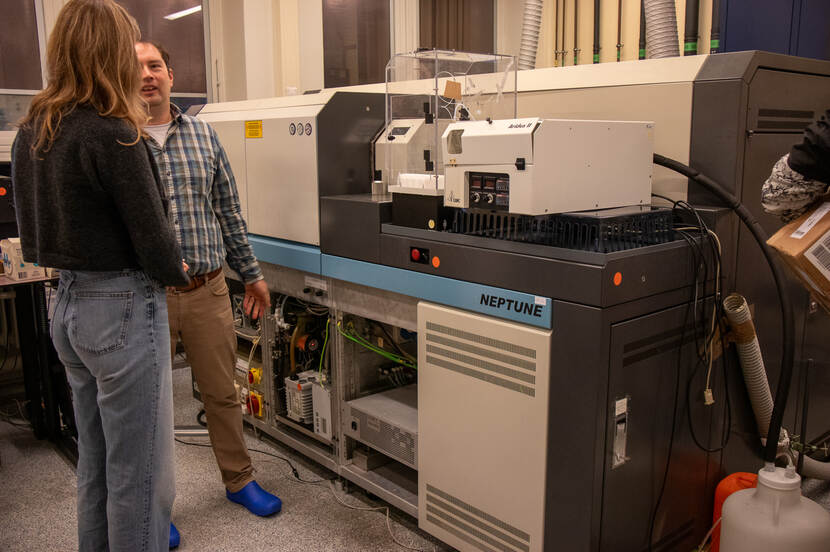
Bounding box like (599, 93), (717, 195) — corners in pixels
(172, 267), (223, 293)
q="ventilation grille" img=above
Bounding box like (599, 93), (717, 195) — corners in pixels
(449, 206), (673, 253)
(425, 484), (531, 552)
(425, 322), (537, 397)
(754, 108), (815, 132)
(285, 385), (313, 423)
(352, 410), (416, 467)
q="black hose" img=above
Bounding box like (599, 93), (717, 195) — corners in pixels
(710, 0), (721, 53)
(653, 153), (795, 465)
(797, 359), (811, 475)
(638, 0), (646, 59)
(684, 0), (699, 55)
(593, 0), (601, 63)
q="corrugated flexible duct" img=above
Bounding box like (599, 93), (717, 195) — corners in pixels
(643, 0), (679, 58)
(723, 294), (830, 480)
(518, 0), (545, 70)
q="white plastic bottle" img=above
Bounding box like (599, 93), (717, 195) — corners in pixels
(720, 464), (830, 552)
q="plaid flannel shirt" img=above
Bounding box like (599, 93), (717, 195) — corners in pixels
(145, 106), (262, 284)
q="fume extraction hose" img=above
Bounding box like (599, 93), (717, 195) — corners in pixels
(723, 293), (830, 479)
(643, 0), (679, 58)
(722, 294), (774, 439)
(518, 0), (545, 70)
(653, 153), (794, 467)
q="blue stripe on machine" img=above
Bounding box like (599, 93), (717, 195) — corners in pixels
(249, 235), (321, 274)
(322, 254), (552, 328)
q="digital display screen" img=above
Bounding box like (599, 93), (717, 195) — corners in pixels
(391, 126), (410, 136)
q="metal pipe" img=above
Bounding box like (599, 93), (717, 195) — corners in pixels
(684, 0), (700, 55)
(553, 0), (559, 67)
(616, 0), (623, 61)
(638, 0), (646, 59)
(593, 0), (601, 63)
(710, 0), (721, 52)
(560, 0), (568, 65)
(573, 0), (580, 65)
(643, 0), (679, 58)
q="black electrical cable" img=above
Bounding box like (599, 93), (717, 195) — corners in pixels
(648, 283), (694, 551)
(797, 359), (811, 475)
(654, 153), (795, 465)
(648, 191), (723, 548)
(370, 320), (410, 360)
(174, 437), (335, 484)
(196, 408), (207, 427)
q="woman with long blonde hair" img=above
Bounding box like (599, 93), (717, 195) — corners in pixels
(12, 1), (188, 550)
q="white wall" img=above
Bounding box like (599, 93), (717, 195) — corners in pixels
(39, 0), (720, 103)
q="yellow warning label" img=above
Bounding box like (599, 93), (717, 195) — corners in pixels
(245, 120), (263, 138)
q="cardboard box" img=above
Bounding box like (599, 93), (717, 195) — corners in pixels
(1, 238), (46, 281)
(767, 202), (830, 312)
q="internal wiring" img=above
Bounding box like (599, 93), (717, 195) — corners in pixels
(337, 321), (416, 370)
(647, 194), (731, 551)
(370, 320), (415, 363)
(318, 318), (330, 386)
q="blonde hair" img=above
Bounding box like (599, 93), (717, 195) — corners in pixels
(21, 0), (147, 152)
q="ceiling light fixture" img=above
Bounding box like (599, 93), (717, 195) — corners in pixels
(164, 5), (202, 20)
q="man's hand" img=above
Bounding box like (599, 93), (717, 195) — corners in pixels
(244, 279), (270, 320)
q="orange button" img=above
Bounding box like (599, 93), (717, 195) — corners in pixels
(613, 272), (622, 286)
(0, 188), (7, 196)
(432, 256), (440, 268)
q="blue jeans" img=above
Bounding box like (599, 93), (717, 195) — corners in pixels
(51, 270), (174, 552)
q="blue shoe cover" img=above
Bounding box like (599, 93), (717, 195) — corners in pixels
(226, 481), (282, 516)
(169, 522), (180, 549)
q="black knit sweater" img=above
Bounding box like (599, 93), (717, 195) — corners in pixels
(12, 105), (188, 286)
(789, 108), (830, 184)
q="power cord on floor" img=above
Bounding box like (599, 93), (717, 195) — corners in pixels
(174, 437), (333, 484)
(174, 435), (435, 550)
(0, 400), (31, 430)
(326, 480), (436, 552)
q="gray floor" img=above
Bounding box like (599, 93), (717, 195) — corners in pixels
(0, 365), (449, 552)
(1, 366), (828, 551)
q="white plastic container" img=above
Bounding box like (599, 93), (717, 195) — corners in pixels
(720, 465), (830, 552)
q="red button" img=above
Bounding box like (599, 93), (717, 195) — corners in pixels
(411, 248), (420, 261)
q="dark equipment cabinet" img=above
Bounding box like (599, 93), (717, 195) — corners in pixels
(688, 51), (830, 475)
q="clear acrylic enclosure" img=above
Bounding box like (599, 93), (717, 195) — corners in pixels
(379, 50), (517, 195)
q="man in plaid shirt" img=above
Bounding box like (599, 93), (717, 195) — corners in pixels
(136, 41), (281, 548)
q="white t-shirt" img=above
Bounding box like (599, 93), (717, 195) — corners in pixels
(144, 121), (173, 148)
